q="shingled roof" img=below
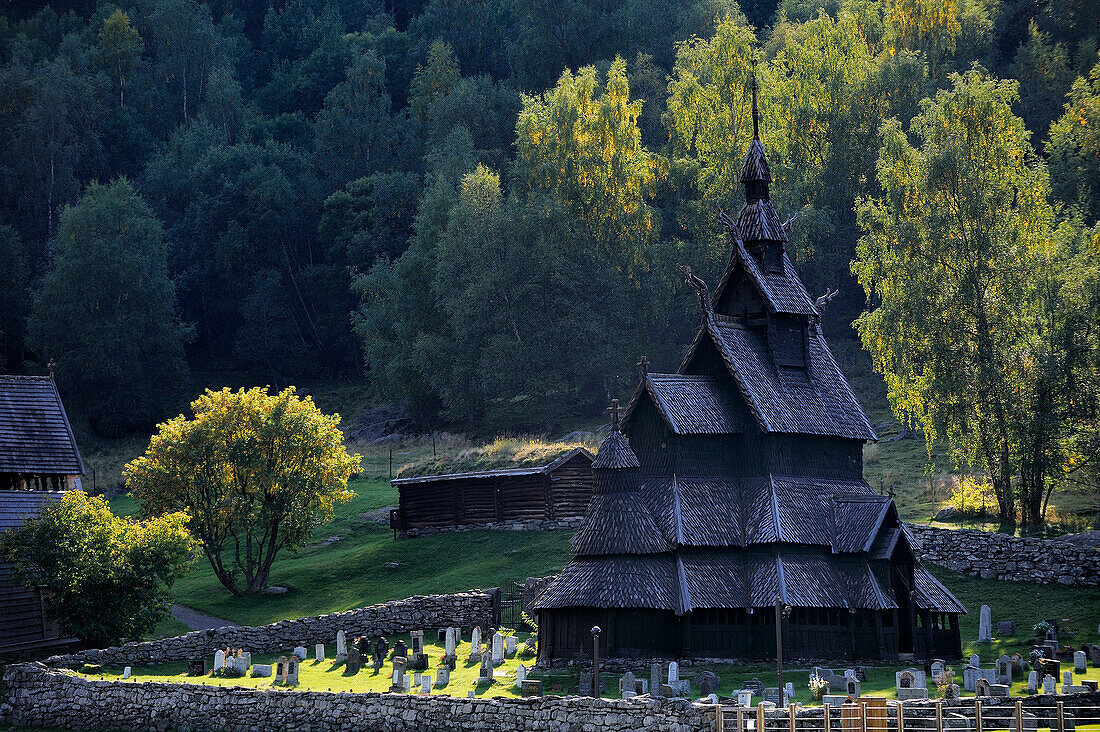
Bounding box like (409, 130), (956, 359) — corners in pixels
(622, 374), (745, 435)
(0, 375), (84, 475)
(712, 238), (817, 316)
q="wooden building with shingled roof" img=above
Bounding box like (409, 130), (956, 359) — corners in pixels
(533, 80), (965, 662)
(0, 373), (84, 654)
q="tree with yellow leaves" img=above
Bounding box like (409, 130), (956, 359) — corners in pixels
(126, 387), (360, 595)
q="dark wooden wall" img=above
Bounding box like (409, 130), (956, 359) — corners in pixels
(398, 454), (593, 530)
(0, 563), (58, 653)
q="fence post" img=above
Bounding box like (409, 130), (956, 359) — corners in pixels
(975, 699), (983, 732)
(1056, 701), (1065, 732)
(824, 704), (832, 732)
(1014, 700), (1022, 732)
(717, 704), (725, 732)
(789, 701), (797, 732)
(737, 705), (744, 732)
(759, 702), (766, 732)
(935, 701), (943, 732)
(897, 700), (905, 732)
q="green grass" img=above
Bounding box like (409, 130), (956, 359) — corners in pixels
(396, 437), (596, 478)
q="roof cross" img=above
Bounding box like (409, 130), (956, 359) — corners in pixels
(751, 66), (760, 141)
(607, 399), (622, 431)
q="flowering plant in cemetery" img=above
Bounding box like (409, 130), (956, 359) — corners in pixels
(809, 673), (829, 701)
(1033, 620), (1054, 635)
(935, 668), (955, 698)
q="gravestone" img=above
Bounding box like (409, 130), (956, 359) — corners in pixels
(479, 652), (493, 683)
(469, 627), (482, 661)
(422, 676), (431, 694)
(392, 640), (408, 658)
(737, 689), (753, 707)
(294, 646), (307, 660)
(233, 655), (249, 675)
(1027, 670), (1038, 693)
(997, 621), (1016, 635)
(764, 687), (782, 706)
(896, 669), (928, 700)
(252, 664), (272, 678)
(436, 667), (450, 687)
(989, 683), (1010, 697)
(620, 671), (636, 698)
(346, 646), (361, 674)
(1064, 670), (1074, 688)
(845, 678), (861, 697)
(784, 682), (795, 701)
(403, 675), (412, 693)
(214, 650), (225, 670)
(413, 672), (423, 688)
(1090, 645), (1100, 667)
(505, 635), (516, 657)
(372, 637), (389, 672)
(444, 627), (456, 658)
(931, 661), (945, 681)
(276, 656), (288, 684)
(515, 664), (527, 689)
(1036, 658), (1060, 679)
(974, 678), (992, 697)
(970, 654), (981, 668)
(1043, 675), (1056, 694)
(336, 630), (347, 660)
(410, 630), (424, 656)
(964, 665), (980, 692)
(578, 670), (593, 696)
(943, 713), (971, 730)
(979, 605), (992, 643)
(651, 663), (662, 698)
(286, 656), (299, 686)
(696, 671), (720, 698)
(187, 659), (207, 676)
(240, 652), (251, 668)
(315, 643), (325, 662)
(492, 632), (504, 665)
(521, 679), (544, 697)
(390, 657), (406, 692)
(123, 667), (131, 679)
(1074, 651), (1086, 673)
(996, 655), (1012, 684)
(668, 661), (679, 684)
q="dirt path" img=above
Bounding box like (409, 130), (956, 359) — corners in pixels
(170, 604), (240, 631)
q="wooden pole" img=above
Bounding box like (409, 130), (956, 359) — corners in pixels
(758, 702), (766, 732)
(736, 706), (744, 732)
(935, 701), (943, 732)
(1056, 701), (1065, 732)
(975, 700), (983, 732)
(788, 702), (796, 732)
(824, 704), (831, 732)
(776, 596), (785, 706)
(897, 701), (905, 732)
(590, 626), (601, 698)
(1014, 701), (1023, 732)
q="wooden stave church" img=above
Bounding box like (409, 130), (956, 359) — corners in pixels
(533, 86), (965, 662)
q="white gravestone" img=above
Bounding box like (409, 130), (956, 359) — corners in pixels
(214, 650), (225, 670)
(445, 627), (457, 657)
(492, 632), (504, 665)
(978, 605), (992, 643)
(668, 661), (679, 684)
(422, 676), (431, 694)
(294, 646), (307, 660)
(469, 627), (482, 661)
(315, 644), (325, 662)
(505, 635), (517, 657)
(233, 655), (249, 675)
(436, 667), (450, 687)
(123, 666), (131, 679)
(738, 690), (753, 707)
(1027, 670), (1038, 693)
(336, 631), (347, 660)
(240, 652), (251, 668)
(996, 655), (1012, 685)
(964, 666), (980, 692)
(1043, 675), (1056, 695)
(252, 664), (272, 678)
(1075, 651), (1086, 673)
(931, 661), (945, 681)
(785, 682), (795, 700)
(515, 664), (527, 689)
(970, 654), (981, 668)
(403, 675), (412, 693)
(1064, 671), (1074, 688)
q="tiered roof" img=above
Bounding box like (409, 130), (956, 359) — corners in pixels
(0, 375), (84, 476)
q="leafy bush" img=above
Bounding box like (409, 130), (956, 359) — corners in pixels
(809, 673), (829, 701)
(950, 476), (994, 518)
(520, 611), (538, 632)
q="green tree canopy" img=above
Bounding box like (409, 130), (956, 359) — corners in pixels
(27, 178), (192, 436)
(853, 68), (1091, 524)
(125, 386), (360, 595)
(1049, 53), (1100, 224)
(0, 491), (197, 648)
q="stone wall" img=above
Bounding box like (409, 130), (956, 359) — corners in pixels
(905, 524), (1100, 587)
(0, 663), (714, 732)
(42, 590), (499, 668)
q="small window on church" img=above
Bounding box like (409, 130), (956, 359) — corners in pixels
(774, 316), (806, 368)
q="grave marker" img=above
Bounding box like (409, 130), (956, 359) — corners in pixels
(346, 646), (361, 674)
(978, 605), (992, 643)
(491, 632), (504, 665)
(286, 656), (299, 686)
(315, 644), (325, 662)
(1043, 675), (1056, 694)
(1074, 651), (1086, 673)
(336, 630), (347, 660)
(436, 667), (450, 687)
(252, 664), (272, 678)
(515, 664), (527, 689)
(521, 679), (543, 697)
(1027, 670), (1038, 693)
(996, 655), (1012, 685)
(293, 646), (307, 660)
(620, 671), (636, 698)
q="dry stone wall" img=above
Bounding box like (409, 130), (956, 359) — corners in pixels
(905, 524), (1100, 587)
(1, 663), (714, 732)
(42, 590), (498, 668)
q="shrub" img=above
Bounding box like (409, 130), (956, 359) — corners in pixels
(950, 476), (994, 518)
(809, 673), (829, 701)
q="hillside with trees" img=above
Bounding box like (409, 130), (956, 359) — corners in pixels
(1, 0), (1098, 526)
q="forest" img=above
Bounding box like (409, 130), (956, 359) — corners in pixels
(1, 0), (1099, 522)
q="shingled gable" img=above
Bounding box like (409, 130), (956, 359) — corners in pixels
(536, 75), (963, 662)
(0, 374), (85, 480)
